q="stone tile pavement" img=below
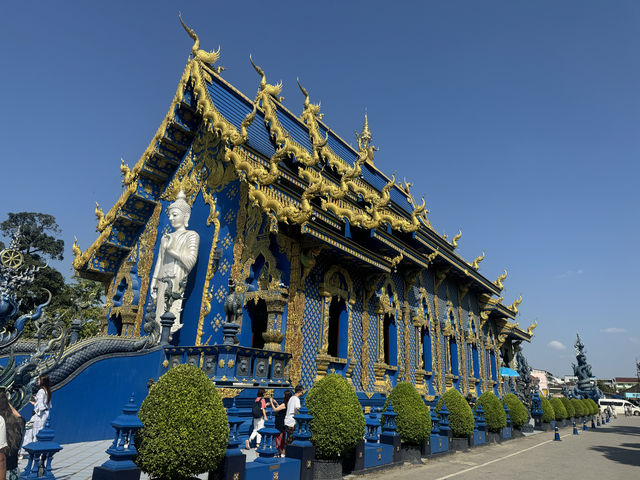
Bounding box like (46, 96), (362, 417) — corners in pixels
(18, 440), (257, 480)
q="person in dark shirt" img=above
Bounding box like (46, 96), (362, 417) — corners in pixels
(270, 390), (292, 455)
(0, 389), (26, 480)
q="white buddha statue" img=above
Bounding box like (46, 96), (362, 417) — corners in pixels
(150, 190), (199, 334)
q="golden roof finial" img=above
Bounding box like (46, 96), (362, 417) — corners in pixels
(452, 230), (462, 249)
(179, 13), (223, 71)
(527, 319), (538, 336)
(94, 202), (106, 232)
(494, 269), (507, 290)
(72, 236), (82, 258)
(509, 295), (523, 314)
(471, 251), (485, 269)
(355, 111), (373, 150)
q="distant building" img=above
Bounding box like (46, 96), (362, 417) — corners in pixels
(614, 377), (639, 391)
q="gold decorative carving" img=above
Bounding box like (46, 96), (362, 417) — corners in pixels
(494, 270), (507, 290)
(120, 158), (137, 187)
(179, 14), (224, 69)
(509, 296), (522, 314)
(219, 388), (242, 398)
(470, 252), (485, 270)
(451, 230), (462, 249)
(72, 237), (81, 259)
(527, 320), (538, 336)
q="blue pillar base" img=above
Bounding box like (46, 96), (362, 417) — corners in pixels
(286, 443), (315, 480)
(423, 433), (449, 456)
(209, 452), (246, 480)
(502, 426), (512, 440)
(92, 466), (141, 480)
(380, 433), (401, 463)
(471, 430), (486, 446)
(363, 443), (393, 468)
(245, 457), (300, 480)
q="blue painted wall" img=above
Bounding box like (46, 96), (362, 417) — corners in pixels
(48, 350), (164, 444)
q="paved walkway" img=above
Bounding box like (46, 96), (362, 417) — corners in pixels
(20, 416), (638, 479)
(362, 416), (640, 480)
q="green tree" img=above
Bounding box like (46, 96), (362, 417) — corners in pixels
(596, 380), (614, 395)
(0, 212), (67, 316)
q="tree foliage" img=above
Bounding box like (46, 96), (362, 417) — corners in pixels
(306, 373), (365, 459)
(540, 396), (555, 423)
(502, 393), (529, 428)
(560, 397), (575, 418)
(136, 364), (228, 479)
(0, 212), (104, 337)
(549, 397), (568, 420)
(476, 391), (506, 432)
(383, 382), (431, 445)
(435, 388), (474, 437)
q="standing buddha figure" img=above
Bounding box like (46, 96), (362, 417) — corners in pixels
(150, 190), (199, 334)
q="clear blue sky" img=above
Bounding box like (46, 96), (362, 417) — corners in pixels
(1, 1), (638, 378)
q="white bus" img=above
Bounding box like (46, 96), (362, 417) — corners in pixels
(598, 398), (640, 416)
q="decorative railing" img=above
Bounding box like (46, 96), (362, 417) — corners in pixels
(163, 345), (291, 386)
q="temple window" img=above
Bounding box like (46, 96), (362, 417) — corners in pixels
(383, 313), (397, 366)
(327, 296), (347, 358)
(246, 299), (268, 349)
(421, 325), (432, 371)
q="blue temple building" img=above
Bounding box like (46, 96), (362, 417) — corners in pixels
(44, 21), (536, 443)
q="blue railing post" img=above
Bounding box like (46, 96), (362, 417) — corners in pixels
(365, 408), (381, 443)
(22, 416), (63, 480)
(439, 404), (451, 439)
(212, 398), (246, 480)
(287, 396), (315, 480)
(380, 405), (401, 462)
(92, 394), (143, 480)
(255, 410), (280, 464)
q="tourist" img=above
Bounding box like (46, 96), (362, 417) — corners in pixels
(21, 375), (52, 452)
(284, 385), (304, 443)
(0, 390), (25, 480)
(246, 388), (267, 449)
(270, 390), (292, 455)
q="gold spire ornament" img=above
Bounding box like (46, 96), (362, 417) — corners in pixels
(471, 252), (485, 269)
(452, 230), (462, 248)
(120, 158), (136, 187)
(527, 319), (538, 336)
(509, 295), (523, 314)
(94, 203), (106, 232)
(494, 269), (507, 290)
(179, 13), (224, 72)
(72, 237), (82, 258)
(355, 113), (376, 164)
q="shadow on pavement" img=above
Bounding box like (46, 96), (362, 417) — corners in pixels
(589, 445), (640, 467)
(589, 425), (640, 437)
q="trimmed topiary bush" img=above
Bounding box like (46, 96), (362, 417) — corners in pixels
(581, 398), (594, 415)
(540, 397), (555, 423)
(588, 398), (599, 415)
(570, 398), (586, 417)
(306, 373), (365, 459)
(383, 382), (431, 445)
(135, 364), (229, 480)
(476, 391), (506, 433)
(560, 397), (575, 418)
(435, 388), (474, 437)
(502, 393), (529, 428)
(549, 397), (568, 420)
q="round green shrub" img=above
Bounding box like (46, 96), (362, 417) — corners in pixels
(307, 373), (365, 459)
(476, 391), (506, 433)
(570, 398), (586, 417)
(588, 398), (599, 415)
(435, 388), (474, 438)
(549, 398), (568, 420)
(383, 382), (431, 445)
(581, 398), (594, 416)
(540, 397), (555, 423)
(136, 364), (229, 480)
(502, 393), (529, 428)
(560, 397), (575, 418)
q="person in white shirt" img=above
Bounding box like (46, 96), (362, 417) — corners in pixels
(0, 415), (7, 478)
(284, 385), (304, 443)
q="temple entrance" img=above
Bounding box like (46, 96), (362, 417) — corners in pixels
(246, 299), (268, 349)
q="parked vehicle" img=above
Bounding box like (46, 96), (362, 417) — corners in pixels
(598, 398), (640, 416)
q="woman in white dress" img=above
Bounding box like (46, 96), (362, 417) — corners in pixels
(21, 375), (51, 448)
